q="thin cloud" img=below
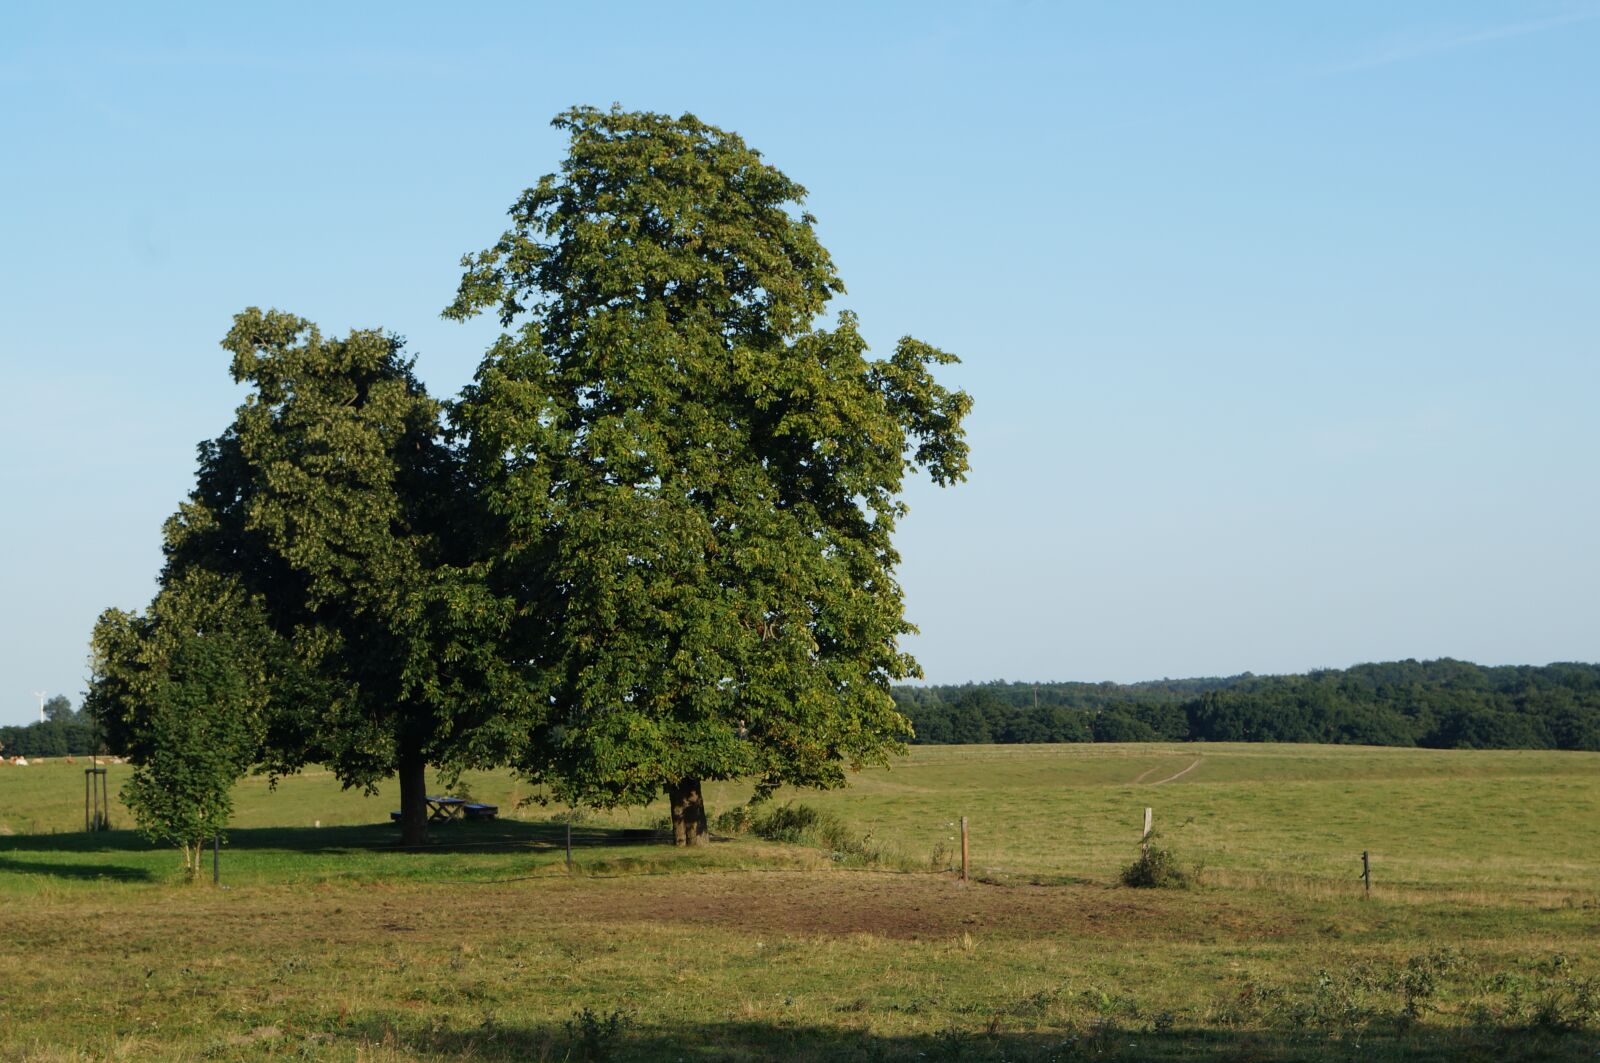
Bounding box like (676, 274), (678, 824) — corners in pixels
(1329, 7), (1600, 73)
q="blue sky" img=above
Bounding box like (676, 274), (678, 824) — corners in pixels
(2, 2), (1596, 725)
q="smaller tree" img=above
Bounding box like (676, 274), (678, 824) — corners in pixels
(88, 571), (275, 881)
(42, 695), (75, 724)
(173, 308), (530, 845)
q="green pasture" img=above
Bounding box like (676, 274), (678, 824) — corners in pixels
(1, 744), (1598, 1061)
(8, 743), (1596, 896)
(754, 743), (1600, 896)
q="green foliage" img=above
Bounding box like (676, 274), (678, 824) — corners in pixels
(81, 106), (969, 854)
(744, 801), (900, 865)
(1118, 834), (1195, 889)
(1090, 710), (1156, 743)
(563, 1007), (632, 1062)
(41, 696), (75, 725)
(896, 659), (1600, 751)
(448, 106), (971, 819)
(114, 307), (535, 845)
(710, 804), (755, 835)
(86, 571), (275, 879)
(204, 309), (528, 788)
(0, 717), (97, 758)
(747, 802), (831, 843)
(0, 697), (96, 758)
(712, 799), (901, 864)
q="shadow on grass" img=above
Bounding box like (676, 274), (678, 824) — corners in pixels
(0, 820), (665, 858)
(0, 854), (153, 881)
(0, 829), (155, 856)
(230, 820), (668, 855)
(325, 1016), (1599, 1063)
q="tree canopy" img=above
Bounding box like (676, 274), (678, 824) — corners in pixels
(92, 310), (531, 845)
(87, 569), (275, 877)
(87, 106), (969, 849)
(448, 106), (972, 842)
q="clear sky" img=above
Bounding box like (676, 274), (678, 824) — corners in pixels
(2, 2), (1596, 725)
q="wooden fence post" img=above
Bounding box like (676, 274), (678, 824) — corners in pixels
(960, 816), (969, 884)
(1142, 807), (1153, 852)
(1362, 850), (1370, 898)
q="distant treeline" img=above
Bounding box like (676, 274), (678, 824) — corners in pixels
(892, 659), (1600, 751)
(12, 660), (1598, 758)
(0, 697), (99, 758)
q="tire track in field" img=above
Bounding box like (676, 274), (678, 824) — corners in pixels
(1146, 756), (1203, 786)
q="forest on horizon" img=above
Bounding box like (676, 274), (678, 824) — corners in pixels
(9, 657), (1597, 759)
(892, 657), (1600, 751)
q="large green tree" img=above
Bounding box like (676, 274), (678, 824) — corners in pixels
(137, 309), (527, 844)
(448, 106), (972, 844)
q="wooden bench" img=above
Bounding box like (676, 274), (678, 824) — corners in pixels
(389, 797), (498, 823)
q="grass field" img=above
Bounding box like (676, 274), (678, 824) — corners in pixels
(1, 743), (1597, 1060)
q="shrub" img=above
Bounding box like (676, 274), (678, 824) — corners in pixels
(750, 802), (833, 844)
(1119, 835), (1195, 889)
(711, 804), (754, 835)
(743, 802), (905, 866)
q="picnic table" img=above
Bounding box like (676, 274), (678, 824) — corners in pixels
(389, 796), (498, 824)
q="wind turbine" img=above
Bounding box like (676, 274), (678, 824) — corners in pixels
(33, 691), (47, 724)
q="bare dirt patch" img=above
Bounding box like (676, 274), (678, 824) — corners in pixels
(473, 870), (1293, 943)
(0, 871), (1299, 958)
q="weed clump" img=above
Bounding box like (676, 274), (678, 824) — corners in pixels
(750, 803), (835, 844)
(715, 801), (904, 866)
(564, 1007), (631, 1061)
(710, 804), (753, 834)
(1119, 834), (1196, 889)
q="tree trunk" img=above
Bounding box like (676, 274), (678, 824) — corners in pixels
(667, 778), (707, 847)
(668, 782), (686, 846)
(398, 747), (428, 846)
